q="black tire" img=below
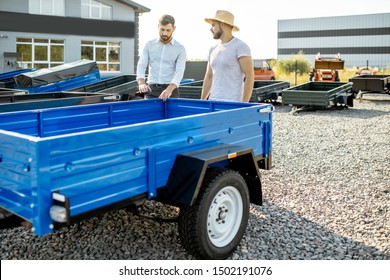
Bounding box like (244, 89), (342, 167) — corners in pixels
(335, 71), (340, 82)
(0, 208), (23, 229)
(178, 167), (250, 259)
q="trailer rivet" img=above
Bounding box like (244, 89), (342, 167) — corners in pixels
(133, 148), (141, 156)
(49, 224), (54, 229)
(65, 163), (73, 172)
(30, 203), (34, 208)
(228, 128), (234, 134)
(24, 164), (31, 172)
(187, 137), (194, 144)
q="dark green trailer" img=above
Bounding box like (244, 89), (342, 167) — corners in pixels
(250, 80), (290, 102)
(281, 81), (353, 114)
(179, 80), (290, 102)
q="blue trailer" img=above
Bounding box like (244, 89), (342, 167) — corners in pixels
(13, 60), (101, 93)
(0, 98), (273, 259)
(0, 69), (35, 88)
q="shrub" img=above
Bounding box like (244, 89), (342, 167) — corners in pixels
(277, 51), (310, 76)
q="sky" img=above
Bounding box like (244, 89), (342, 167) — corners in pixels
(138, 0), (389, 60)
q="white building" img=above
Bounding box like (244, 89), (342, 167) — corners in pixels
(277, 13), (390, 69)
(0, 0), (150, 76)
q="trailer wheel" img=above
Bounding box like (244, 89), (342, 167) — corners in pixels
(0, 208), (23, 229)
(178, 167), (250, 259)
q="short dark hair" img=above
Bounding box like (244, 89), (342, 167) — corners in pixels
(159, 14), (175, 26)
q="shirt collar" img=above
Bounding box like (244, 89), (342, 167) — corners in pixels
(156, 38), (175, 45)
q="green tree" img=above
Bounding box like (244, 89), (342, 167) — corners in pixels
(277, 51), (310, 76)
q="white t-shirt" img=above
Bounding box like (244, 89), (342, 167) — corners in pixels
(208, 38), (252, 102)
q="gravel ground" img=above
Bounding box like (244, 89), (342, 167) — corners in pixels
(1, 94), (389, 260)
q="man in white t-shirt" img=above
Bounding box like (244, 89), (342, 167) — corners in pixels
(201, 10), (254, 102)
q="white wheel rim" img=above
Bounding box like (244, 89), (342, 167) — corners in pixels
(207, 186), (243, 247)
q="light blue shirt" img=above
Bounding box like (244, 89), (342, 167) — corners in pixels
(136, 38), (187, 87)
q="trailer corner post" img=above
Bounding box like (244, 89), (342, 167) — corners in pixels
(32, 140), (54, 236)
(147, 148), (157, 199)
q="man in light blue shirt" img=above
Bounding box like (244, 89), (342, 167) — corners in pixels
(136, 15), (187, 101)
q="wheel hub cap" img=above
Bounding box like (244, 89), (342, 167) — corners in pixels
(207, 186), (243, 247)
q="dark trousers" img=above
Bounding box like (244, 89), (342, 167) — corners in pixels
(144, 84), (179, 99)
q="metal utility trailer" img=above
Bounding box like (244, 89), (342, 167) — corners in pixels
(178, 80), (290, 102)
(0, 98), (273, 260)
(0, 69), (35, 88)
(0, 88), (28, 96)
(349, 75), (390, 98)
(0, 92), (116, 113)
(13, 60), (101, 93)
(176, 80), (204, 99)
(282, 81), (353, 114)
(69, 74), (141, 100)
(69, 75), (192, 100)
(250, 80), (290, 102)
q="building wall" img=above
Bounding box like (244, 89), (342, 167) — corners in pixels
(277, 13), (390, 69)
(0, 0), (146, 75)
(0, 0), (29, 13)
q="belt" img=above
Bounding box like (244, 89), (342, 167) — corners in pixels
(149, 84), (169, 88)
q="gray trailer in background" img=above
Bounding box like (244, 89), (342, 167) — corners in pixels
(179, 80), (290, 102)
(349, 75), (390, 98)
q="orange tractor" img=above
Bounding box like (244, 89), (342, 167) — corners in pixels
(309, 53), (344, 82)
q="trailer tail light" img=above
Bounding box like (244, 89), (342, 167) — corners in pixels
(50, 192), (68, 223)
(50, 205), (68, 223)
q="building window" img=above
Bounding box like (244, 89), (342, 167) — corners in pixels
(16, 38), (65, 69)
(81, 0), (112, 20)
(29, 0), (65, 16)
(81, 41), (120, 72)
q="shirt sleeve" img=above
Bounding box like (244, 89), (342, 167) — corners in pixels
(237, 41), (252, 59)
(170, 45), (187, 87)
(136, 41), (150, 80)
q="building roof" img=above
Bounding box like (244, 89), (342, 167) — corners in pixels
(115, 0), (150, 13)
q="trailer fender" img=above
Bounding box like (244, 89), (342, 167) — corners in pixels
(164, 144), (262, 206)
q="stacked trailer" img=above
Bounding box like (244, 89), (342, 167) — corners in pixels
(0, 69), (35, 88)
(13, 60), (101, 93)
(0, 88), (28, 96)
(68, 74), (141, 100)
(0, 92), (116, 113)
(69, 75), (193, 101)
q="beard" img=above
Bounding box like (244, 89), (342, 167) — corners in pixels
(160, 34), (172, 43)
(213, 29), (223, 39)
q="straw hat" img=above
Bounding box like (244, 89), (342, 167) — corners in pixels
(204, 10), (240, 32)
